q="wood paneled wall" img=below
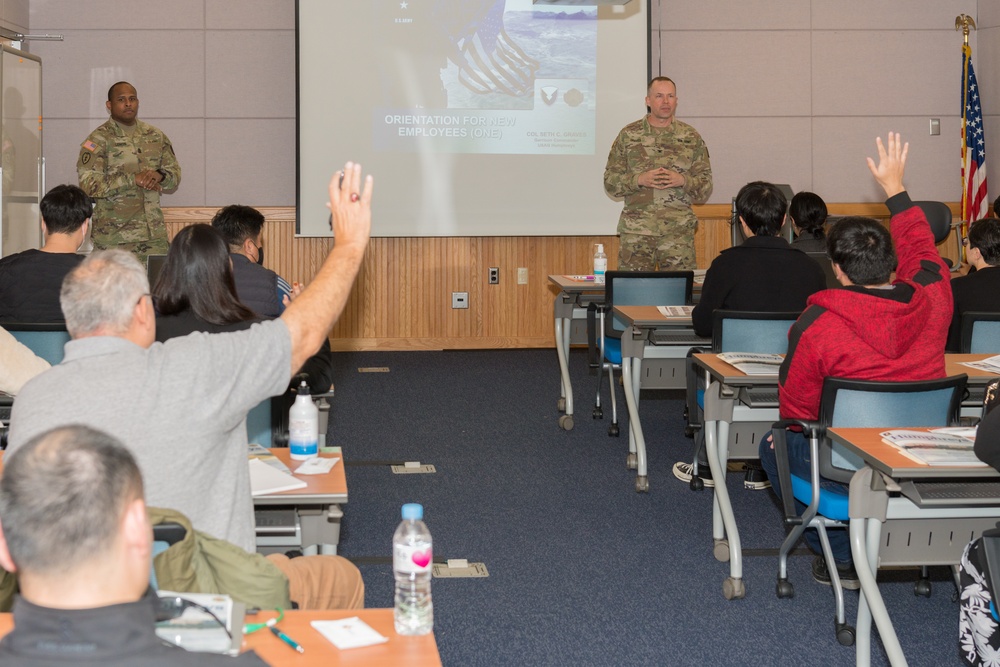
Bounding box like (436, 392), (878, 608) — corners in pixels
(165, 203), (964, 351)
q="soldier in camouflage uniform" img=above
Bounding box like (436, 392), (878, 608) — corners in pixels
(604, 76), (713, 271)
(77, 81), (181, 263)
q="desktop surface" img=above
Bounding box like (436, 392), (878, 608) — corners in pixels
(0, 609), (442, 667)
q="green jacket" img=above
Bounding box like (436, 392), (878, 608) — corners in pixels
(150, 507), (291, 610)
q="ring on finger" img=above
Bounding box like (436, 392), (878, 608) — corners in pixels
(350, 192), (360, 202)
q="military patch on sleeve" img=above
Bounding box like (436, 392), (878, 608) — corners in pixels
(80, 152), (91, 165)
(82, 140), (97, 152)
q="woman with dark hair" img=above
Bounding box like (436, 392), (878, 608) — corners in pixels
(789, 191), (828, 253)
(153, 224), (262, 341)
(153, 224), (334, 446)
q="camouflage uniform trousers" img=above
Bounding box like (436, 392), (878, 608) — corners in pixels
(90, 221), (169, 264)
(618, 219), (697, 271)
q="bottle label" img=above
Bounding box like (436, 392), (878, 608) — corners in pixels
(394, 543), (432, 574)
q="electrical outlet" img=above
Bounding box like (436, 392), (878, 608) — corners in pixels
(517, 268), (528, 285)
(489, 267), (499, 284)
(451, 292), (469, 309)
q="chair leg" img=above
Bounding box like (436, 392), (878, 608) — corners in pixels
(607, 364), (620, 437)
(816, 524), (855, 646)
(914, 566), (932, 597)
(593, 353), (605, 419)
(775, 520), (808, 599)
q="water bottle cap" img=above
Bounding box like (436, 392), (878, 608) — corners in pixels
(401, 503), (423, 520)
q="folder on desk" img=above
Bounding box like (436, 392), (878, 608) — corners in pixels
(249, 458), (307, 495)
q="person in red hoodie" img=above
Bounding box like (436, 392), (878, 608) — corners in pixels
(759, 132), (953, 588)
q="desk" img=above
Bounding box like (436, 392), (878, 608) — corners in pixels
(254, 449), (347, 556)
(548, 273), (705, 432)
(829, 427), (1000, 667)
(615, 305), (705, 492)
(0, 609), (443, 666)
(548, 274), (605, 431)
(692, 352), (780, 599)
(691, 352), (1000, 601)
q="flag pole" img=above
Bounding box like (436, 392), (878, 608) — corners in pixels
(956, 13), (978, 259)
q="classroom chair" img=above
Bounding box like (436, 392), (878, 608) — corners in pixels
(960, 312), (1000, 354)
(594, 270), (692, 437)
(3, 322), (71, 365)
(770, 374), (967, 646)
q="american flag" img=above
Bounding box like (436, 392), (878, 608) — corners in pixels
(962, 43), (989, 228)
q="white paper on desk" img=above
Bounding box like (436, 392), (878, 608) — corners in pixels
(248, 458), (307, 496)
(657, 305), (694, 318)
(311, 617), (389, 650)
(294, 457), (339, 475)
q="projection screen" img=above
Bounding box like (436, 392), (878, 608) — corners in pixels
(296, 0), (648, 237)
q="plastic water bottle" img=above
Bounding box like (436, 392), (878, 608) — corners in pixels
(288, 380), (319, 460)
(393, 503), (433, 635)
(593, 243), (607, 284)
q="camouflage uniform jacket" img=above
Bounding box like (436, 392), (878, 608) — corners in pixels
(77, 118), (181, 244)
(603, 116), (713, 236)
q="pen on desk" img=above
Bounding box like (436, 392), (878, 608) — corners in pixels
(270, 625), (305, 654)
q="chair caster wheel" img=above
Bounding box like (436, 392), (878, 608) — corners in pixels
(722, 577), (745, 600)
(593, 407), (603, 419)
(713, 539), (730, 562)
(557, 397), (565, 412)
(626, 453), (637, 470)
(608, 424), (620, 437)
(914, 579), (932, 597)
(835, 623), (856, 646)
(635, 476), (648, 493)
(558, 415), (574, 431)
(689, 476), (704, 491)
(776, 579), (794, 599)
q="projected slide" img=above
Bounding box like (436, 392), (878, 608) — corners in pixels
(372, 0), (596, 155)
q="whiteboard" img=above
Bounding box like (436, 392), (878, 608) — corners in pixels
(296, 0), (648, 237)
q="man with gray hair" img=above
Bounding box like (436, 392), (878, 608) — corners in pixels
(8, 163), (373, 558)
(0, 424), (266, 664)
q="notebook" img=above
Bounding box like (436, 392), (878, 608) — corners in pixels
(248, 457), (307, 495)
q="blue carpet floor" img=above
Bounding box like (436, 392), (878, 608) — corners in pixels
(326, 349), (963, 666)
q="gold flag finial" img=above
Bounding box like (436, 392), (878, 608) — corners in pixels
(955, 13), (977, 44)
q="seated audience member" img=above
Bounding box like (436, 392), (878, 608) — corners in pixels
(0, 424), (268, 665)
(788, 191), (828, 253)
(0, 184), (88, 322)
(676, 182), (826, 489)
(153, 224), (263, 341)
(947, 217), (1000, 351)
(153, 224), (334, 438)
(0, 325), (49, 395)
(8, 163), (373, 557)
(758, 133), (952, 588)
(690, 181), (826, 338)
(211, 205), (298, 318)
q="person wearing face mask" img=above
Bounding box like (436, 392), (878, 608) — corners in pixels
(211, 204), (300, 318)
(77, 81), (181, 264)
(0, 184), (89, 322)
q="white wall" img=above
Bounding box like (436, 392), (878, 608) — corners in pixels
(6, 0), (997, 211)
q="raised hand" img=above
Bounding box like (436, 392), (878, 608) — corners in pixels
(866, 132), (908, 199)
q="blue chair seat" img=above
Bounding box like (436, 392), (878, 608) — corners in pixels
(789, 473), (849, 521)
(603, 337), (622, 365)
(696, 389), (705, 410)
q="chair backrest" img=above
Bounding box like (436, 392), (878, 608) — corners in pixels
(802, 250), (840, 289)
(711, 310), (799, 354)
(603, 270), (693, 338)
(913, 201), (952, 245)
(817, 374), (967, 483)
(247, 399), (272, 448)
(3, 323), (71, 365)
(961, 312), (1000, 354)
(151, 521), (188, 589)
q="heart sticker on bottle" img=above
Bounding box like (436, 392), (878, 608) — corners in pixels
(412, 549), (432, 568)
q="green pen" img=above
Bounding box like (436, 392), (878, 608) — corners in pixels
(269, 625), (305, 654)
